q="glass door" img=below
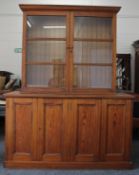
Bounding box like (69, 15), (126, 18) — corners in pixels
(73, 15), (113, 90)
(24, 13), (68, 91)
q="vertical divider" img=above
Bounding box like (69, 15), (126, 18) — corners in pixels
(112, 14), (116, 91)
(32, 98), (38, 160)
(22, 13), (27, 89)
(62, 99), (77, 161)
(5, 98), (14, 160)
(65, 13), (70, 93)
(68, 12), (74, 93)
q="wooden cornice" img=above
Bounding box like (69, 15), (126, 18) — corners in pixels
(19, 4), (121, 14)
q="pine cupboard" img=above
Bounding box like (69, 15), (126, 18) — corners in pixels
(5, 93), (133, 168)
(5, 4), (133, 169)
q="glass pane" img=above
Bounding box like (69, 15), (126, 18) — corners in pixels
(74, 41), (112, 64)
(73, 66), (112, 88)
(27, 16), (66, 38)
(27, 65), (65, 88)
(74, 17), (112, 39)
(27, 41), (66, 62)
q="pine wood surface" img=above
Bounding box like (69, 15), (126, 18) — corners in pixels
(4, 90), (134, 99)
(5, 96), (133, 168)
(5, 5), (133, 169)
(19, 4), (121, 13)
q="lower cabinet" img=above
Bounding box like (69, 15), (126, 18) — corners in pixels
(5, 96), (132, 168)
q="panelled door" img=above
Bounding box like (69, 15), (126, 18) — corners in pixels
(74, 99), (101, 162)
(37, 99), (64, 161)
(5, 98), (38, 161)
(101, 99), (132, 161)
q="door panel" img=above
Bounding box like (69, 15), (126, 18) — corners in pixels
(101, 99), (132, 161)
(75, 100), (101, 162)
(15, 104), (32, 153)
(6, 98), (37, 161)
(38, 99), (64, 161)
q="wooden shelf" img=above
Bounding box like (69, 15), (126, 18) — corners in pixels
(74, 63), (112, 66)
(27, 38), (113, 42)
(26, 61), (114, 67)
(27, 37), (66, 41)
(74, 38), (113, 42)
(26, 61), (65, 65)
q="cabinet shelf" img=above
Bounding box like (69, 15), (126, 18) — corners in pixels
(74, 63), (112, 66)
(74, 38), (113, 42)
(26, 61), (65, 65)
(27, 38), (113, 42)
(27, 37), (66, 41)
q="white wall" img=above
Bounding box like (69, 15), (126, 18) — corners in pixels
(0, 0), (139, 90)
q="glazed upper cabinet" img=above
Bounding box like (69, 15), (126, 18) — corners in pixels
(20, 5), (120, 93)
